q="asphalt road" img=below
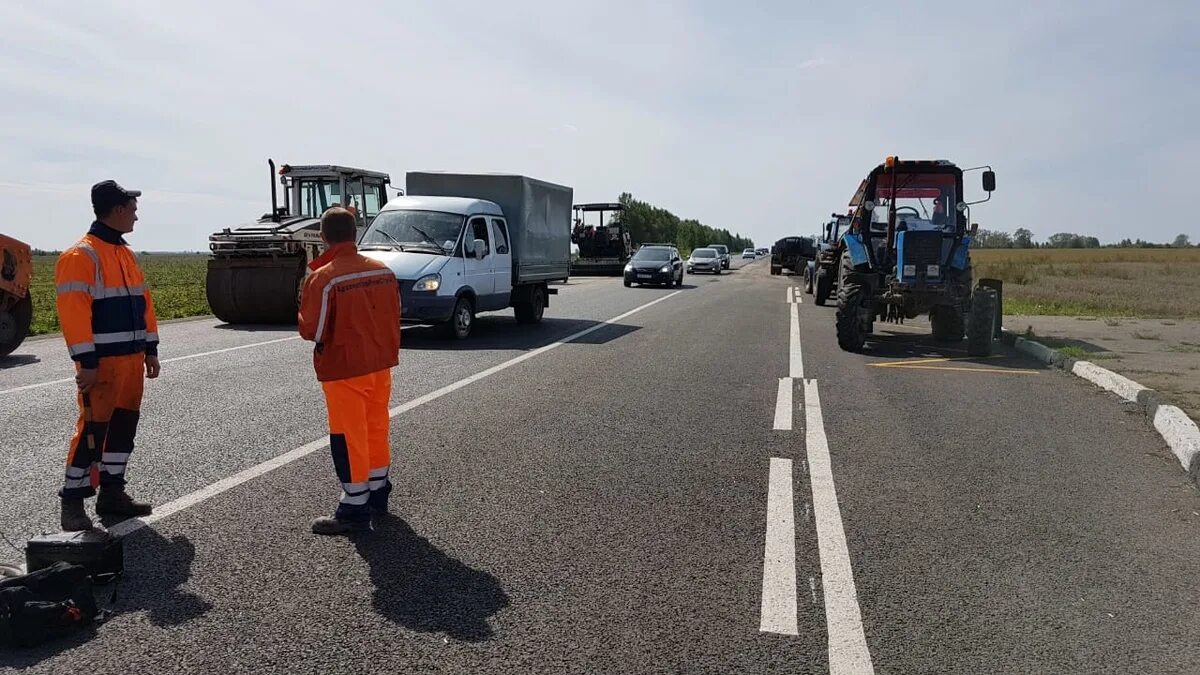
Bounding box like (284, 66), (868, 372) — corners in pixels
(2, 257), (1199, 674)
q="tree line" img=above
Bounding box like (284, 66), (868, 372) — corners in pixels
(973, 229), (1192, 249)
(618, 193), (754, 254)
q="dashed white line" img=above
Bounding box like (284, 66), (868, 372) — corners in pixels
(759, 457), (799, 635)
(773, 377), (794, 430)
(108, 291), (684, 538)
(803, 378), (874, 674)
(790, 303), (804, 378)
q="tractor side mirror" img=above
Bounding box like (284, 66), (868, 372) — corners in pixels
(982, 170), (996, 192)
(970, 223), (979, 236)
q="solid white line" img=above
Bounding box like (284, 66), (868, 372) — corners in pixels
(0, 335), (305, 396)
(108, 291), (683, 538)
(759, 457), (799, 635)
(773, 377), (794, 430)
(790, 303), (804, 378)
(803, 379), (874, 674)
(787, 286), (795, 304)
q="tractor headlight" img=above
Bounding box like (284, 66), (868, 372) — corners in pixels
(413, 273), (441, 292)
(927, 264), (940, 276)
(659, 265), (671, 273)
(903, 264), (916, 277)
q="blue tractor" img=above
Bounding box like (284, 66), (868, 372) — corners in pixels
(804, 211), (851, 306)
(835, 156), (998, 356)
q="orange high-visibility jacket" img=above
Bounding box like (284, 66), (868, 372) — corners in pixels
(298, 242), (401, 382)
(55, 222), (159, 370)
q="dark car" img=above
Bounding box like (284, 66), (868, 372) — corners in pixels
(624, 245), (684, 287)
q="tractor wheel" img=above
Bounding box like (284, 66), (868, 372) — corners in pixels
(930, 304), (965, 342)
(0, 291), (33, 358)
(770, 265), (782, 276)
(835, 252), (868, 352)
(803, 268), (814, 294)
(967, 287), (998, 357)
(815, 267), (832, 306)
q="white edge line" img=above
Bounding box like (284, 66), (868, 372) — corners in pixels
(107, 291), (683, 538)
(804, 378), (874, 674)
(0, 335), (305, 396)
(759, 456), (799, 635)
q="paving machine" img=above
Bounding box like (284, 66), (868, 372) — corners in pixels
(0, 234), (34, 357)
(206, 160), (392, 324)
(570, 203), (632, 276)
(835, 156), (998, 355)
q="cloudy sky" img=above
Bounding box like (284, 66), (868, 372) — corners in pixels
(0, 0), (1195, 251)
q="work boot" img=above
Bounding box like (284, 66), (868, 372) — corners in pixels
(311, 516), (371, 536)
(367, 482), (392, 515)
(95, 488), (153, 518)
(61, 498), (94, 532)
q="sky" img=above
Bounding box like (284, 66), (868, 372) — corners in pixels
(0, 0), (1196, 251)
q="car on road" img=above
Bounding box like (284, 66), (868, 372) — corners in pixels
(687, 247), (723, 274)
(624, 245), (684, 287)
(708, 244), (731, 269)
(742, 248), (756, 259)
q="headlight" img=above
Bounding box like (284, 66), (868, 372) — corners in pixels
(927, 264), (940, 276)
(902, 265), (916, 277)
(659, 265), (671, 273)
(624, 263), (633, 272)
(413, 273), (441, 291)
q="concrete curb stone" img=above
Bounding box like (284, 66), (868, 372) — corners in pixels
(1002, 328), (1200, 487)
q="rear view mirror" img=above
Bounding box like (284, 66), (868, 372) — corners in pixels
(982, 170), (996, 192)
(473, 239), (487, 259)
(970, 223), (979, 236)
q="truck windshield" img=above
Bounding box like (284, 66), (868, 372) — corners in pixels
(361, 210), (463, 254)
(869, 173), (958, 232)
(634, 248), (671, 261)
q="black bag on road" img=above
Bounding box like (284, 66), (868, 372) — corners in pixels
(0, 561), (98, 648)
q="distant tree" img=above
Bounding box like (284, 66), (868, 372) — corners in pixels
(1013, 228), (1034, 248)
(974, 229), (1013, 248)
(1174, 233), (1192, 248)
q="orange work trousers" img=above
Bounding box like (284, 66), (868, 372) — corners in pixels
(62, 353), (145, 498)
(321, 367), (393, 520)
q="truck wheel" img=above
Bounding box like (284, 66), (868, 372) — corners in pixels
(440, 297), (474, 339)
(815, 268), (832, 306)
(835, 253), (868, 352)
(515, 285), (545, 324)
(803, 268), (814, 294)
(967, 288), (998, 357)
(0, 291), (33, 358)
(930, 304), (965, 342)
(770, 265), (781, 276)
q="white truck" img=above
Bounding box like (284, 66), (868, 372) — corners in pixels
(359, 172), (573, 339)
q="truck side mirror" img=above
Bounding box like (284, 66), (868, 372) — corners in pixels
(982, 170), (996, 192)
(473, 239), (487, 259)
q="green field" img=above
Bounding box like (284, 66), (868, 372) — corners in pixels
(30, 253), (210, 336)
(973, 248), (1200, 319)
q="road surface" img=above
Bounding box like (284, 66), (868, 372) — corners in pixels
(2, 258), (1198, 674)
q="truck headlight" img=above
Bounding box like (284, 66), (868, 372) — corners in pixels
(659, 265), (671, 273)
(413, 273), (441, 291)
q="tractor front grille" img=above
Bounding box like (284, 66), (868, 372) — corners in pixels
(902, 231), (943, 267)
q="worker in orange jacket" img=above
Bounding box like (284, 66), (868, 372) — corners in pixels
(54, 180), (160, 531)
(299, 207), (401, 535)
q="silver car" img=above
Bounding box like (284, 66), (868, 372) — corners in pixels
(687, 247), (723, 274)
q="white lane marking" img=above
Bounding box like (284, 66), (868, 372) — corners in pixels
(809, 577), (819, 604)
(803, 379), (874, 674)
(790, 302), (804, 378)
(787, 286), (795, 304)
(0, 335), (302, 396)
(773, 377), (794, 430)
(108, 292), (683, 538)
(759, 457), (799, 635)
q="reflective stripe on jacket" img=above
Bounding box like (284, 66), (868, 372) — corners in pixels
(298, 242), (401, 382)
(55, 222), (159, 369)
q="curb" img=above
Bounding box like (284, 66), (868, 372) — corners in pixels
(1001, 329), (1200, 485)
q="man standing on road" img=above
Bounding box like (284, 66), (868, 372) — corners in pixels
(299, 207), (401, 535)
(54, 180), (160, 531)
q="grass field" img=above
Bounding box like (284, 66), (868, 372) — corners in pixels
(973, 248), (1200, 319)
(29, 253), (210, 336)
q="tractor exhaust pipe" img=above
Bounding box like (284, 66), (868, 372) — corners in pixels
(269, 158), (280, 223)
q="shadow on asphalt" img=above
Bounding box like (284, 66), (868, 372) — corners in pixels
(854, 330), (1042, 369)
(400, 318), (640, 351)
(213, 323), (297, 332)
(353, 515), (509, 642)
(3, 526), (209, 668)
(0, 354), (40, 369)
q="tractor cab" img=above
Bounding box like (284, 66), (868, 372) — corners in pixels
(570, 202), (633, 275)
(275, 164), (392, 226)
